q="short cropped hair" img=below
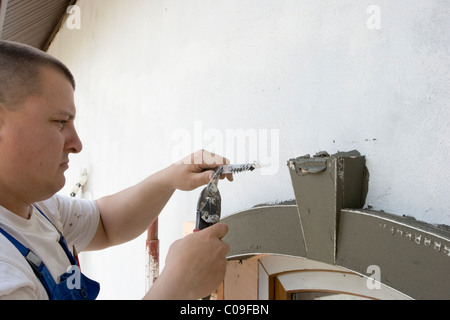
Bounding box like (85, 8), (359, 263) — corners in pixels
(0, 40), (75, 109)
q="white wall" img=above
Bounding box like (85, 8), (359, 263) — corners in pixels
(49, 0), (450, 299)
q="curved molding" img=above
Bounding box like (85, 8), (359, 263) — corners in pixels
(222, 205), (450, 300)
(222, 205), (305, 259)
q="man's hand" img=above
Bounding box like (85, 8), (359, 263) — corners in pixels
(165, 149), (233, 191)
(144, 223), (230, 300)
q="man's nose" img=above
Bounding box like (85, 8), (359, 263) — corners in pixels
(66, 126), (83, 154)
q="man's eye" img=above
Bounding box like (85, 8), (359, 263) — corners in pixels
(55, 120), (67, 129)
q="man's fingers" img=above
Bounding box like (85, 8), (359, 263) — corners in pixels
(202, 170), (234, 183)
(197, 150), (230, 169)
(206, 223), (229, 239)
(223, 173), (234, 182)
(209, 223), (230, 255)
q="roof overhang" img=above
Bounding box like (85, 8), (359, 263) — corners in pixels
(0, 0), (77, 51)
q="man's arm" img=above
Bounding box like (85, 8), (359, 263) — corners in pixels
(85, 169), (175, 250)
(84, 150), (231, 251)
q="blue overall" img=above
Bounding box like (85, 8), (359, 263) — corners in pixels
(0, 205), (100, 300)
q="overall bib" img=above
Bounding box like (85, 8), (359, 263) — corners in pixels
(0, 205), (100, 300)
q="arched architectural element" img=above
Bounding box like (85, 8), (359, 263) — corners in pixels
(222, 152), (450, 300)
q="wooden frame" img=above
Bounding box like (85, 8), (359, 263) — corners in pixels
(260, 255), (410, 300)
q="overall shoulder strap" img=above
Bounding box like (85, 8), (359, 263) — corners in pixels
(32, 205), (60, 233)
(32, 204), (78, 266)
(0, 226), (55, 298)
(0, 227), (29, 257)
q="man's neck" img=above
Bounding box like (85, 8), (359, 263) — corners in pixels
(0, 194), (33, 219)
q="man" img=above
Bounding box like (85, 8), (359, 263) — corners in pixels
(0, 40), (231, 300)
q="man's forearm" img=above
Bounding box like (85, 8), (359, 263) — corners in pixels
(87, 150), (230, 251)
(94, 168), (175, 248)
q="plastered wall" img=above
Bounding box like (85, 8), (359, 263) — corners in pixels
(48, 0), (450, 299)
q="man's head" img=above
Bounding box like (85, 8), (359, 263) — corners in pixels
(0, 41), (82, 214)
(0, 40), (75, 110)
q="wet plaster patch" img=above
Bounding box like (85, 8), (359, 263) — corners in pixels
(288, 150), (368, 264)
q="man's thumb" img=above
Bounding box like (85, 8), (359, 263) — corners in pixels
(203, 170), (214, 184)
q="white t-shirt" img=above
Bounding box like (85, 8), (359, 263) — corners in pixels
(0, 194), (100, 300)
